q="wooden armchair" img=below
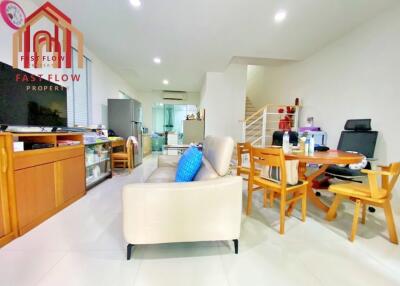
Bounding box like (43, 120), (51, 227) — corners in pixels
(326, 162), (400, 243)
(112, 139), (134, 172)
(236, 142), (251, 177)
(248, 147), (308, 234)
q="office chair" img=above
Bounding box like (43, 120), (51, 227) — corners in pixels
(326, 119), (377, 180)
(325, 119), (378, 211)
(272, 131), (299, 146)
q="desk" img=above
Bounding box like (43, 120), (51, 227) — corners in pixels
(285, 150), (363, 213)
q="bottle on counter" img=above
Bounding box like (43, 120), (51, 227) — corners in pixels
(304, 137), (310, 155)
(309, 135), (315, 155)
(282, 131), (290, 154)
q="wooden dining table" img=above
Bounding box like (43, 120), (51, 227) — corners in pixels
(285, 150), (363, 214)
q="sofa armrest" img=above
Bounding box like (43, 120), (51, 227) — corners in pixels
(122, 176), (243, 245)
(158, 155), (181, 168)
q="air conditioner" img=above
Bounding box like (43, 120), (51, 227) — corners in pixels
(162, 91), (186, 101)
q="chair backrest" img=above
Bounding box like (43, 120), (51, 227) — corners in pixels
(126, 139), (134, 157)
(338, 119), (378, 158)
(272, 131), (299, 146)
(367, 162), (400, 199)
(383, 162), (400, 193)
(202, 136), (234, 176)
(237, 142), (251, 167)
(250, 147), (286, 185)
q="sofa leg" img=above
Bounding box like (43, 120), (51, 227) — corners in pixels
(233, 239), (239, 254)
(127, 244), (134, 260)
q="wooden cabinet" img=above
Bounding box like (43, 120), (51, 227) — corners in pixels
(0, 134), (17, 247)
(143, 134), (152, 157)
(12, 133), (86, 236)
(183, 120), (205, 144)
(0, 136), (9, 238)
(0, 133), (86, 245)
(15, 163), (57, 234)
(58, 156), (85, 203)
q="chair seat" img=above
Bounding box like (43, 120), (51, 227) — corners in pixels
(329, 183), (388, 200)
(237, 166), (261, 174)
(112, 152), (129, 159)
(326, 165), (365, 178)
(253, 176), (307, 192)
(237, 166), (250, 174)
(237, 166), (261, 175)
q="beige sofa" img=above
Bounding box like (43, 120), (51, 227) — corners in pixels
(123, 136), (243, 260)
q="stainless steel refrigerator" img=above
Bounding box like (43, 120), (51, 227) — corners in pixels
(108, 99), (143, 166)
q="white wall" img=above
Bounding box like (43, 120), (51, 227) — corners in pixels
(138, 91), (200, 133)
(85, 50), (138, 127)
(246, 5), (400, 208)
(0, 0), (138, 128)
(200, 64), (247, 142)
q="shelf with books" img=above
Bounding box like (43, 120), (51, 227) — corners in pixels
(84, 141), (112, 190)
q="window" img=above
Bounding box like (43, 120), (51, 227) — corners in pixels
(67, 48), (92, 127)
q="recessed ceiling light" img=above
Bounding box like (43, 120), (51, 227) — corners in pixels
(274, 10), (287, 23)
(153, 57), (161, 64)
(162, 79), (169, 85)
(130, 0), (141, 8)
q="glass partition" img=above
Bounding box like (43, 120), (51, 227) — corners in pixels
(152, 103), (198, 142)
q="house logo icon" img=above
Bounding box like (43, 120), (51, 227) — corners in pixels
(12, 1), (84, 69)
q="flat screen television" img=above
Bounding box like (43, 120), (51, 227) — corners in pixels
(0, 62), (67, 128)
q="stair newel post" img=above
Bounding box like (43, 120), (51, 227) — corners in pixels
(261, 108), (267, 146)
(294, 106), (299, 131)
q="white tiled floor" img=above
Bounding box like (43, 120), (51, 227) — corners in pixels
(1, 155), (400, 286)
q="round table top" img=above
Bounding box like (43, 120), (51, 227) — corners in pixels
(285, 150), (363, 165)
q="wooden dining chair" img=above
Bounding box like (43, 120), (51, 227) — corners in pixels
(326, 162), (400, 244)
(112, 139), (134, 173)
(236, 142), (252, 177)
(247, 147), (308, 234)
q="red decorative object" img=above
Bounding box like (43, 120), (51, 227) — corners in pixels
(278, 108), (291, 131)
(278, 100), (298, 131)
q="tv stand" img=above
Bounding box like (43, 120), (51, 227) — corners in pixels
(10, 132), (86, 235)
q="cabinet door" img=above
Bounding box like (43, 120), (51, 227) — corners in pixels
(0, 136), (11, 238)
(15, 163), (56, 234)
(57, 156), (85, 204)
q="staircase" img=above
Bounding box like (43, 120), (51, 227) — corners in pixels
(242, 98), (300, 146)
(244, 97), (264, 144)
(231, 98), (300, 167)
(246, 97), (258, 119)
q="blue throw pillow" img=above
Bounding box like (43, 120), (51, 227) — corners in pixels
(175, 147), (203, 182)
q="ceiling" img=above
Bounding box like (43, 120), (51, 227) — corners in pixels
(32, 0), (399, 92)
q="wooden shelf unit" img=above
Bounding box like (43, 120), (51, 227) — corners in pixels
(85, 141), (112, 190)
(0, 133), (18, 247)
(0, 132), (86, 244)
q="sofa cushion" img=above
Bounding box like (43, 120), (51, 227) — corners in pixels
(146, 167), (177, 183)
(158, 155), (181, 168)
(175, 147), (203, 182)
(194, 158), (219, 181)
(202, 136), (234, 176)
